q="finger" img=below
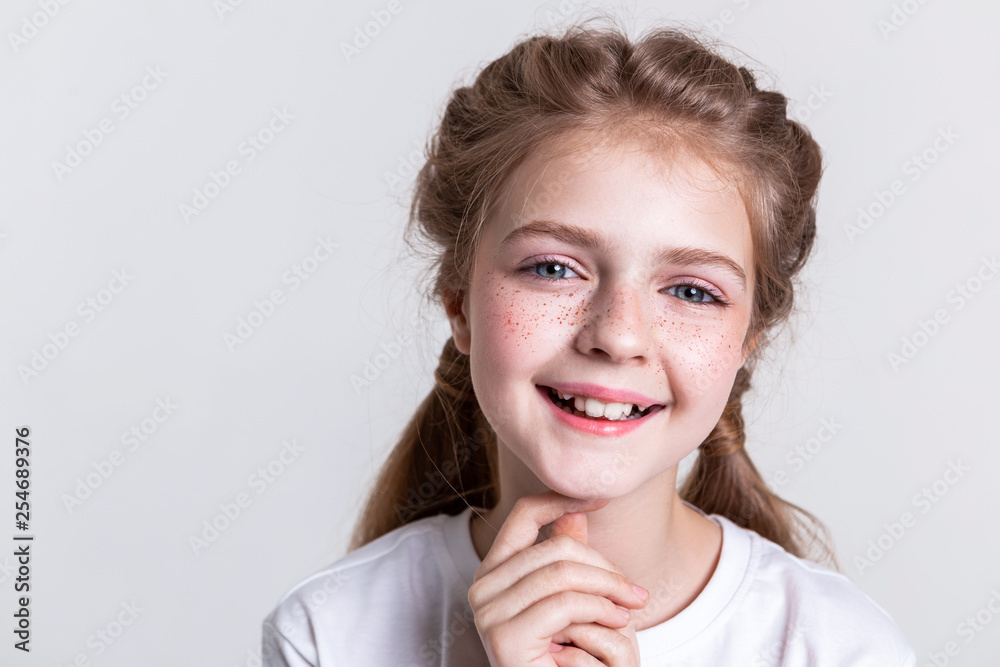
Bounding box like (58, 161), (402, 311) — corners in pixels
(550, 642), (606, 667)
(475, 557), (649, 630)
(551, 623), (637, 667)
(550, 511), (588, 544)
(468, 534), (648, 613)
(503, 590), (632, 650)
(476, 491), (609, 580)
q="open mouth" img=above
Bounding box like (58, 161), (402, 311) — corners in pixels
(539, 385), (659, 422)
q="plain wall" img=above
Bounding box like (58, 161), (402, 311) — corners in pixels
(1, 0), (998, 664)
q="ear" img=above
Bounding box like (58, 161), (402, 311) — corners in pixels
(443, 287), (472, 355)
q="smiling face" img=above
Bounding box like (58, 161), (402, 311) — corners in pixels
(446, 129), (757, 500)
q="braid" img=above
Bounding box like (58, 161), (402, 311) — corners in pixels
(697, 366), (752, 458)
(434, 336), (476, 403)
(347, 336), (497, 553)
(680, 365), (838, 568)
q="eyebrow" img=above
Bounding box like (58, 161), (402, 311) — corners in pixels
(498, 219), (747, 288)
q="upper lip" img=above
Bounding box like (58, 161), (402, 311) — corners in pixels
(540, 382), (665, 408)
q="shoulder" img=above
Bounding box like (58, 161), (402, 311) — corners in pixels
(262, 513), (457, 666)
(721, 516), (916, 666)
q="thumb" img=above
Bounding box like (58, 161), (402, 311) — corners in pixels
(549, 511), (588, 545)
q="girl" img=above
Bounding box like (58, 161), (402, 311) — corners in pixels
(263, 20), (916, 666)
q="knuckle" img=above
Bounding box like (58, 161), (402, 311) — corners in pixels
(605, 632), (631, 659)
(549, 558), (574, 584)
(489, 621), (514, 652)
(550, 532), (577, 550)
(467, 583), (481, 609)
(511, 496), (530, 514)
(550, 589), (577, 610)
(476, 597), (499, 626)
(604, 559), (626, 578)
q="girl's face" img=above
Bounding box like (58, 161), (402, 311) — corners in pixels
(447, 131), (756, 499)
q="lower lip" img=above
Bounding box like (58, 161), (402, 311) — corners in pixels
(536, 385), (663, 437)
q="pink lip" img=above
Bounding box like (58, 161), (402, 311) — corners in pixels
(539, 382), (665, 408)
(535, 385), (664, 437)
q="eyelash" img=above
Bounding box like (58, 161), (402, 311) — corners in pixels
(520, 256), (731, 307)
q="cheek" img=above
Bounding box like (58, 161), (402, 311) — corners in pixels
(655, 314), (747, 406)
(468, 275), (581, 434)
(474, 277), (583, 358)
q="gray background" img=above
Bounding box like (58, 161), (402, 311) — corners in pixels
(1, 0), (998, 665)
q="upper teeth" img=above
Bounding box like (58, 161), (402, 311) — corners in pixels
(551, 388), (651, 420)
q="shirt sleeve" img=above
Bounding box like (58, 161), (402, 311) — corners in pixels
(262, 619), (316, 667)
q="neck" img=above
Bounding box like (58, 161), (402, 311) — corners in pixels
(468, 446), (723, 630)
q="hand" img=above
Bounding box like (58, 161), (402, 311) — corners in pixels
(547, 510), (643, 664)
(468, 491), (648, 666)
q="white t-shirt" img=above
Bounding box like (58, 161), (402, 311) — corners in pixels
(262, 502), (916, 666)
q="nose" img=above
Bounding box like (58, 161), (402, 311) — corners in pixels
(575, 283), (653, 363)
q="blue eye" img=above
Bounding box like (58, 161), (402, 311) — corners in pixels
(667, 283), (729, 306)
(668, 284), (717, 303)
(522, 259), (729, 307)
(527, 259), (580, 281)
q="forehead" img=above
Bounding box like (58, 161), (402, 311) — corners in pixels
(483, 128), (751, 254)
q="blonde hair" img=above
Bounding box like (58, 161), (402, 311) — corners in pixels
(349, 19), (837, 568)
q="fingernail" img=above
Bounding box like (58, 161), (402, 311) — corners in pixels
(549, 642), (564, 652)
(617, 605), (631, 619)
(632, 584), (649, 599)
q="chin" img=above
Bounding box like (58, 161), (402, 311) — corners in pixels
(532, 463), (631, 502)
